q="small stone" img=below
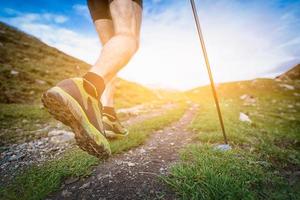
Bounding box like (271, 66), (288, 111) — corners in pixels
(62, 190), (72, 197)
(240, 94), (256, 105)
(170, 143), (175, 146)
(126, 162), (136, 167)
(64, 177), (79, 185)
(214, 144), (232, 151)
(116, 160), (123, 165)
(239, 112), (252, 123)
(9, 154), (25, 161)
(48, 130), (64, 137)
(140, 149), (146, 154)
(279, 84), (295, 90)
(49, 131), (74, 144)
(35, 79), (46, 85)
(294, 93), (300, 97)
(10, 70), (19, 75)
(79, 182), (90, 189)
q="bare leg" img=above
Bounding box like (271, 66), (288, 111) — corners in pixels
(101, 77), (117, 107)
(90, 0), (139, 84)
(94, 19), (114, 44)
(101, 1), (143, 107)
(93, 19), (117, 106)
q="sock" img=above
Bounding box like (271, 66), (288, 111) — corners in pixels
(83, 72), (105, 99)
(103, 106), (117, 120)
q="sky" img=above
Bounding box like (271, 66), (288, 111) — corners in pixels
(0, 0), (300, 90)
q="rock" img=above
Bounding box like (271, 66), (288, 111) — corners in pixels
(279, 84), (295, 90)
(79, 182), (90, 189)
(23, 57), (30, 62)
(49, 131), (75, 144)
(125, 162), (136, 167)
(214, 144), (232, 151)
(61, 189), (72, 197)
(56, 122), (63, 128)
(48, 130), (64, 137)
(294, 93), (300, 97)
(35, 79), (46, 85)
(239, 112), (252, 123)
(116, 160), (123, 165)
(117, 104), (145, 116)
(64, 177), (79, 185)
(275, 78), (281, 82)
(287, 105), (294, 108)
(9, 154), (25, 161)
(10, 70), (19, 75)
(139, 149), (146, 154)
(22, 119), (29, 123)
(240, 94), (256, 105)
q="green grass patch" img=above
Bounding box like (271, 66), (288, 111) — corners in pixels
(0, 103), (187, 200)
(164, 79), (300, 199)
(0, 104), (52, 146)
(164, 145), (295, 200)
(0, 149), (98, 200)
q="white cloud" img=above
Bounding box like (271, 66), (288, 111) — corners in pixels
(73, 4), (90, 19)
(1, 10), (98, 64)
(118, 1), (300, 89)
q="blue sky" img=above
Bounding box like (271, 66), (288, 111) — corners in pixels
(1, 0), (300, 89)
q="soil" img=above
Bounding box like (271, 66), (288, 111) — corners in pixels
(0, 103), (176, 187)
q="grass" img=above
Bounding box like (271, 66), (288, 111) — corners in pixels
(164, 145), (294, 200)
(0, 22), (157, 106)
(0, 104), (53, 147)
(0, 103), (187, 200)
(0, 21), (159, 148)
(164, 79), (300, 199)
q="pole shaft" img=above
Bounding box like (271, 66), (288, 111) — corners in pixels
(190, 0), (228, 144)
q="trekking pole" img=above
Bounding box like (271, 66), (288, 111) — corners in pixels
(189, 0), (228, 144)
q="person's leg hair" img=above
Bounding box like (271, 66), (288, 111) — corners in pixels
(89, 0), (139, 84)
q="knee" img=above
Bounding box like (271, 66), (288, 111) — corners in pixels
(116, 33), (139, 56)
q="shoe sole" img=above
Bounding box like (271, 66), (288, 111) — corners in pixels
(42, 87), (111, 159)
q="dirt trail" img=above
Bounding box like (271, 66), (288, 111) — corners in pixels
(0, 103), (175, 186)
(49, 104), (198, 200)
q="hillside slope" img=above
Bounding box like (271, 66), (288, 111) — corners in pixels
(276, 64), (300, 81)
(0, 22), (157, 105)
(0, 21), (158, 146)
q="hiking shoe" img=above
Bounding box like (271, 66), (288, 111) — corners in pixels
(103, 112), (128, 139)
(41, 77), (111, 159)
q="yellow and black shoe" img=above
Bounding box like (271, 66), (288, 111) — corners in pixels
(41, 75), (111, 159)
(102, 107), (128, 139)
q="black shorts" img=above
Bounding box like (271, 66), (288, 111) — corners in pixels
(87, 0), (143, 21)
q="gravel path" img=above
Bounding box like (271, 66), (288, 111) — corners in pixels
(0, 103), (176, 186)
(49, 104), (198, 200)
